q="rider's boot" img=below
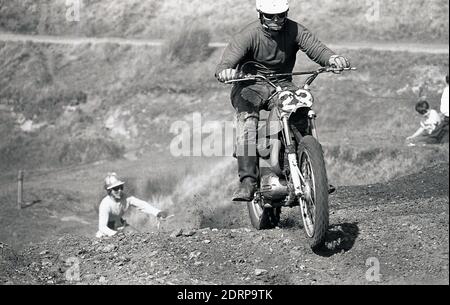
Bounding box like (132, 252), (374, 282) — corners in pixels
(232, 177), (257, 202)
(232, 156), (258, 202)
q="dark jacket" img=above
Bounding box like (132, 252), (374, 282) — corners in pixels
(216, 19), (335, 80)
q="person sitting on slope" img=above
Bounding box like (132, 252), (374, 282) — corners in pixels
(96, 172), (169, 238)
(406, 100), (443, 145)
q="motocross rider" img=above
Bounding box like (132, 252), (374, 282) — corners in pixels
(96, 173), (169, 238)
(216, 0), (350, 201)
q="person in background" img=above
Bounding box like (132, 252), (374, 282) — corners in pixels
(438, 73), (449, 142)
(96, 173), (168, 238)
(406, 100), (443, 145)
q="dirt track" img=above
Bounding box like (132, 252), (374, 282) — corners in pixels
(1, 162), (448, 285)
(0, 33), (449, 54)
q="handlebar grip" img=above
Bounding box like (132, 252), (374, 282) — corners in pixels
(326, 66), (356, 72)
(234, 71), (246, 79)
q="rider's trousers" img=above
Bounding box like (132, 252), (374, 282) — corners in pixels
(231, 82), (270, 182)
(231, 81), (310, 182)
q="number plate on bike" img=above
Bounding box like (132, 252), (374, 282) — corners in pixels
(279, 89), (313, 113)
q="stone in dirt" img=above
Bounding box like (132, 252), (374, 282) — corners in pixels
(188, 251), (202, 260)
(148, 250), (158, 257)
(255, 269), (268, 276)
(83, 274), (97, 281)
(170, 229), (183, 238)
(102, 244), (116, 253)
(183, 230), (196, 237)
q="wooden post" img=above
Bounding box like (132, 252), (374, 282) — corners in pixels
(17, 170), (23, 209)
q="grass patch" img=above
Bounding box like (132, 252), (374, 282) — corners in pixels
(162, 22), (213, 65)
(0, 0), (448, 43)
(0, 134), (125, 172)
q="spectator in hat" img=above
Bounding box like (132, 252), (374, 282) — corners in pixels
(96, 173), (169, 238)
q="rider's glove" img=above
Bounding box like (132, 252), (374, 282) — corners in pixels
(217, 68), (238, 83)
(328, 55), (350, 72)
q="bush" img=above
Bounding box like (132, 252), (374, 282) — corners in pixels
(0, 135), (125, 172)
(162, 22), (213, 65)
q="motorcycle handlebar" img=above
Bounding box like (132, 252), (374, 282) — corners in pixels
(272, 66), (356, 77)
(225, 67), (356, 89)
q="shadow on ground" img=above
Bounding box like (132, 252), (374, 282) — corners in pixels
(314, 222), (360, 257)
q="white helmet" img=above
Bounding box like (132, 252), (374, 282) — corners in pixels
(256, 0), (289, 14)
(104, 172), (125, 190)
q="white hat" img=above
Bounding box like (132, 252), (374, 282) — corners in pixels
(104, 173), (125, 190)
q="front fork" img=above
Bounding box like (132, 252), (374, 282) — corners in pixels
(281, 115), (305, 196)
(281, 109), (319, 197)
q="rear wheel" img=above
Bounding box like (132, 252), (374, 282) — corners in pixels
(247, 196), (280, 230)
(297, 136), (329, 250)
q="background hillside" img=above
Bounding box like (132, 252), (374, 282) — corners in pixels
(1, 40), (448, 185)
(0, 0), (448, 43)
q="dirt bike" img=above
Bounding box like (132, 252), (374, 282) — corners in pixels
(226, 65), (355, 250)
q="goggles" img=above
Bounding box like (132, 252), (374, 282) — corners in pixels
(262, 11), (288, 20)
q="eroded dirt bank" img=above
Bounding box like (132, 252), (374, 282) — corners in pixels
(1, 163), (448, 285)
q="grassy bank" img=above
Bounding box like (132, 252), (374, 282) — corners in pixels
(0, 0), (448, 43)
(0, 33), (448, 185)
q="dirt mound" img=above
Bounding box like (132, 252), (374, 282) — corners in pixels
(324, 144), (449, 186)
(2, 163), (448, 285)
(0, 242), (30, 284)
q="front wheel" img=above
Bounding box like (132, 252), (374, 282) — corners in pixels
(297, 136), (329, 250)
(247, 196), (280, 230)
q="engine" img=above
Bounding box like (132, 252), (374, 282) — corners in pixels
(260, 173), (289, 201)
